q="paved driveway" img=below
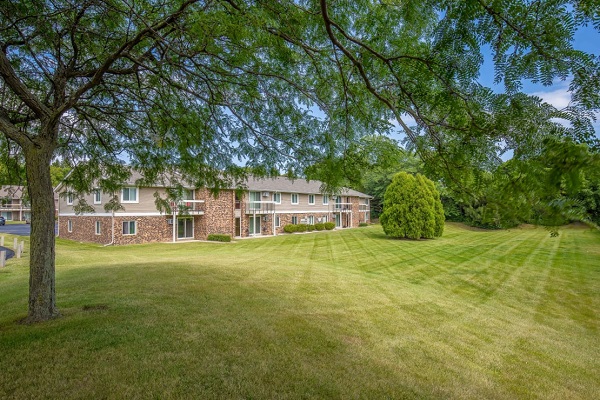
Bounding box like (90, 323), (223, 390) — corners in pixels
(0, 223), (31, 236)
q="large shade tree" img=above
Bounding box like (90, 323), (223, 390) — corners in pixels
(0, 0), (598, 322)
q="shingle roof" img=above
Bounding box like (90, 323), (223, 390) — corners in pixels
(0, 185), (25, 198)
(244, 176), (370, 198)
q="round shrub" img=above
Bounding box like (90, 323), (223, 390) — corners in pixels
(323, 222), (335, 230)
(380, 172), (444, 239)
(283, 224), (297, 233)
(314, 223), (325, 231)
(296, 224), (308, 232)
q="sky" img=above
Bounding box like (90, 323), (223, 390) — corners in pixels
(478, 25), (600, 134)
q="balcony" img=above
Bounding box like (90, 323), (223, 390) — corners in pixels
(245, 201), (276, 214)
(175, 200), (205, 215)
(0, 204), (30, 211)
(333, 202), (353, 212)
(359, 204), (369, 212)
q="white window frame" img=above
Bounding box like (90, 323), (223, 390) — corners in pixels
(95, 221), (101, 235)
(275, 216), (280, 227)
(323, 215), (328, 223)
(291, 193), (299, 205)
(291, 216), (298, 224)
(67, 220), (73, 232)
(121, 187), (139, 203)
(93, 189), (102, 205)
(122, 220), (137, 235)
(67, 192), (74, 205)
(322, 195), (329, 205)
(308, 194), (315, 205)
(308, 216), (314, 224)
(272, 192), (281, 204)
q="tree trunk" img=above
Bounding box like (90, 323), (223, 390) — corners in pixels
(22, 143), (59, 323)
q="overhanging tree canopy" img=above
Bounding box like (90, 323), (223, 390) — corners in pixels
(1, 0), (598, 322)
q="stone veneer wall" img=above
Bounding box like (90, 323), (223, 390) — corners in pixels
(59, 215), (172, 245)
(58, 216), (112, 244)
(195, 188), (235, 240)
(113, 216), (172, 245)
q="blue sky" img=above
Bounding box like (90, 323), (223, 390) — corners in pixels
(478, 25), (600, 135)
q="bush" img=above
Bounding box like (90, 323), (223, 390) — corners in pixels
(314, 223), (325, 231)
(323, 222), (335, 230)
(207, 234), (231, 242)
(296, 224), (307, 232)
(380, 172), (444, 239)
(283, 224), (297, 233)
(359, 222), (368, 227)
(307, 224), (316, 231)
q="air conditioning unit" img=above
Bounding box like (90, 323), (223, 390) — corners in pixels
(262, 192), (270, 197)
(167, 219), (173, 225)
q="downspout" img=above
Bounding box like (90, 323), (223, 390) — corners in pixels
(172, 202), (177, 243)
(103, 193), (115, 247)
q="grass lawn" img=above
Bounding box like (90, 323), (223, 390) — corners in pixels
(0, 223), (599, 399)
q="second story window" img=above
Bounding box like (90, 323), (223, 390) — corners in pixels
(308, 194), (315, 205)
(291, 193), (299, 205)
(121, 187), (138, 203)
(67, 193), (74, 205)
(93, 189), (101, 204)
(322, 195), (329, 205)
(272, 192), (281, 204)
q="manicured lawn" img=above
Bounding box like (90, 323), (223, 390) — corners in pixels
(1, 223), (599, 399)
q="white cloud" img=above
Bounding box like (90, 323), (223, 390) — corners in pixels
(531, 83), (572, 109)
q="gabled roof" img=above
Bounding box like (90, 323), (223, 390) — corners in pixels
(0, 185), (25, 199)
(244, 176), (370, 198)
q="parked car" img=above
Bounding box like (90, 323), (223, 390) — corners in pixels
(0, 216), (5, 226)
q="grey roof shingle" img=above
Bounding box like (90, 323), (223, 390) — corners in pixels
(244, 176), (370, 198)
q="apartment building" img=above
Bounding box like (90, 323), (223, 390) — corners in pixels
(56, 174), (371, 245)
(0, 185), (31, 222)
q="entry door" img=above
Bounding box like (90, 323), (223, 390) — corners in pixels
(335, 214), (341, 228)
(249, 216), (261, 235)
(178, 218), (194, 239)
(235, 217), (241, 237)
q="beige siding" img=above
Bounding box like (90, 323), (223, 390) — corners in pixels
(58, 187), (169, 214)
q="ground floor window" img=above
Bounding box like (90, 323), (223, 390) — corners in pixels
(291, 216), (298, 224)
(323, 215), (328, 223)
(95, 221), (101, 235)
(68, 220), (73, 232)
(249, 215), (261, 235)
(123, 221), (136, 235)
(275, 216), (280, 227)
(178, 217), (194, 239)
(308, 215), (314, 224)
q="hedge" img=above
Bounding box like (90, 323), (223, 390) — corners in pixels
(207, 234), (232, 242)
(323, 222), (335, 230)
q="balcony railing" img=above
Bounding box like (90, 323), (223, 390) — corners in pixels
(0, 204), (30, 210)
(176, 200), (205, 215)
(359, 204), (369, 212)
(333, 202), (353, 212)
(245, 201), (276, 214)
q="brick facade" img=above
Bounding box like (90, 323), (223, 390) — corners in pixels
(58, 184), (370, 245)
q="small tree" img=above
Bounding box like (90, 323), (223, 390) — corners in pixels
(380, 172), (444, 239)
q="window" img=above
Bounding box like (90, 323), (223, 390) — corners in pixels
(122, 221), (136, 235)
(275, 216), (280, 227)
(67, 220), (73, 232)
(93, 189), (101, 205)
(67, 192), (74, 205)
(323, 215), (328, 223)
(95, 221), (101, 235)
(322, 195), (329, 205)
(272, 192), (281, 204)
(121, 187), (138, 203)
(291, 193), (299, 205)
(291, 216), (298, 224)
(308, 194), (315, 205)
(308, 216), (314, 224)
